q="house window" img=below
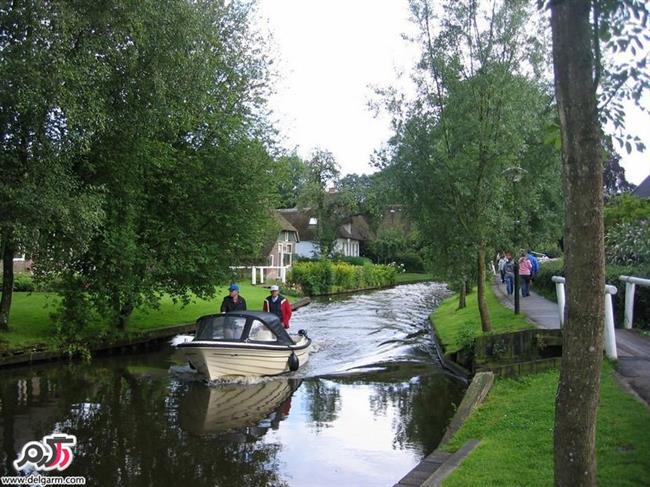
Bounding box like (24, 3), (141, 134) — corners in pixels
(309, 217), (317, 226)
(267, 254), (274, 266)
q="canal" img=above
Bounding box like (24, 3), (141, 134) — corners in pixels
(0, 282), (465, 486)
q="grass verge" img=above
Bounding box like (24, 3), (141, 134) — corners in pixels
(441, 363), (650, 486)
(430, 284), (533, 354)
(394, 272), (434, 284)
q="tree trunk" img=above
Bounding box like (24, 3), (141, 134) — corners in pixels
(458, 279), (467, 310)
(116, 302), (134, 331)
(0, 228), (16, 331)
(551, 2), (605, 486)
(477, 246), (492, 332)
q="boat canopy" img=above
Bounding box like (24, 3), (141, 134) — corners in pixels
(193, 311), (294, 346)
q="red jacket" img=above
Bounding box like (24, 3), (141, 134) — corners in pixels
(263, 295), (292, 328)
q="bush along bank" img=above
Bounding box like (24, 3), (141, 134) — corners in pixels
(534, 258), (650, 329)
(288, 260), (397, 295)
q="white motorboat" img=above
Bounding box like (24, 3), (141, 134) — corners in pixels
(177, 311), (312, 380)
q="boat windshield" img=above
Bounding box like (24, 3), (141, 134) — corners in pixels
(195, 315), (247, 341)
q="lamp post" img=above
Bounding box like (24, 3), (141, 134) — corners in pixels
(502, 166), (528, 315)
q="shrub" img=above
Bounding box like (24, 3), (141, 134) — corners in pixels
(337, 256), (372, 266)
(605, 220), (650, 266)
(604, 193), (650, 230)
(12, 273), (35, 292)
(289, 260), (396, 295)
(397, 251), (425, 272)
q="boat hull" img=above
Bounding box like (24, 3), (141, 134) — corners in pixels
(180, 337), (311, 380)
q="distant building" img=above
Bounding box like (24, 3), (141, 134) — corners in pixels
(264, 211), (299, 269)
(277, 208), (373, 258)
(632, 174), (650, 199)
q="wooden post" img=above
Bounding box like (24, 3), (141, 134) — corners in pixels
(252, 266), (256, 285)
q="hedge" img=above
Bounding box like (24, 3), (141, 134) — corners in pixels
(535, 258), (650, 329)
(289, 260), (397, 295)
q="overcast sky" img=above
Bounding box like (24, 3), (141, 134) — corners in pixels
(256, 0), (649, 185)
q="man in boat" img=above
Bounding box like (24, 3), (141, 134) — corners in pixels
(221, 283), (247, 313)
(262, 285), (292, 329)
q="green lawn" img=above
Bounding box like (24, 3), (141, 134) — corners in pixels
(442, 364), (650, 486)
(394, 272), (434, 284)
(430, 285), (533, 354)
(2, 282), (275, 350)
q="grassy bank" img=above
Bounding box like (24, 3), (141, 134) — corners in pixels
(430, 285), (533, 354)
(1, 283), (274, 350)
(394, 272), (434, 284)
(441, 364), (650, 486)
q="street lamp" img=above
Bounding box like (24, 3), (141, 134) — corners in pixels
(502, 166), (528, 315)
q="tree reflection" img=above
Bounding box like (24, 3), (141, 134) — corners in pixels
(0, 359), (293, 487)
(367, 371), (464, 454)
(301, 379), (341, 432)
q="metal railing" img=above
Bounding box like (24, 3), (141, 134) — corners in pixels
(619, 275), (650, 329)
(552, 276), (618, 360)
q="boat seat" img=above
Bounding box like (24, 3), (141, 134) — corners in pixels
(250, 327), (275, 342)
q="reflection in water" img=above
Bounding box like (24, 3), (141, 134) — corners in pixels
(0, 283), (464, 486)
(179, 379), (299, 437)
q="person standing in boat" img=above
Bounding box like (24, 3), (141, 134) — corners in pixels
(263, 285), (292, 329)
(221, 283), (247, 313)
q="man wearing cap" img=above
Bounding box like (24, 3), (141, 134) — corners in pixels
(263, 285), (292, 329)
(220, 283), (247, 313)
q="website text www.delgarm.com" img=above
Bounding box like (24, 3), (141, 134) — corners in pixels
(1, 475), (86, 485)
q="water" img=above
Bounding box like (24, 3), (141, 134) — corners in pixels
(0, 282), (465, 486)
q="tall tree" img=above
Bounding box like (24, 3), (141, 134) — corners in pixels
(549, 0), (649, 484)
(0, 1), (105, 330)
(379, 0), (562, 329)
(61, 0), (275, 331)
(298, 149), (356, 256)
(271, 154), (308, 208)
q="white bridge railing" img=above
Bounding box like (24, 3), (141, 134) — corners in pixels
(229, 265), (291, 284)
(552, 276), (618, 360)
(619, 275), (650, 329)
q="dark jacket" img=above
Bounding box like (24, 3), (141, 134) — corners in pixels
(220, 295), (247, 313)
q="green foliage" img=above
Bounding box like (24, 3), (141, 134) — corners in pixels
(5, 0), (278, 333)
(338, 256), (373, 266)
(441, 365), (650, 486)
(604, 193), (650, 229)
(12, 274), (34, 292)
(270, 154), (309, 208)
(289, 260), (396, 295)
(378, 0), (563, 296)
(606, 220), (650, 266)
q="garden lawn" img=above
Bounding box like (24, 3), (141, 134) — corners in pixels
(430, 285), (533, 354)
(394, 272), (434, 284)
(2, 283), (273, 350)
(442, 363), (650, 486)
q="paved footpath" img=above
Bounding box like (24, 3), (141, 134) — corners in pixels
(492, 279), (650, 406)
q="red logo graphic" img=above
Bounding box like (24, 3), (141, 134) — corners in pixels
(13, 434), (77, 472)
